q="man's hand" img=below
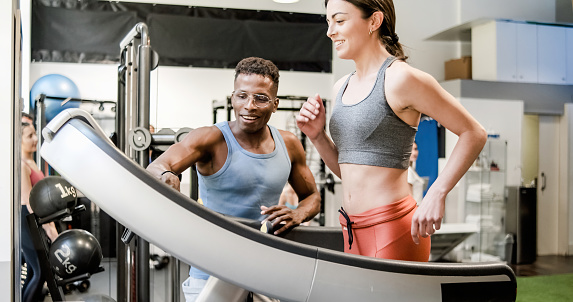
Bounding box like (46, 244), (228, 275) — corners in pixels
(160, 172), (181, 191)
(260, 205), (306, 235)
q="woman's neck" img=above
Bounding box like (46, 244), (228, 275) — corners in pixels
(353, 42), (391, 79)
(22, 152), (34, 161)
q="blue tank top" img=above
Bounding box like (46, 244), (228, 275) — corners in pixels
(191, 121), (291, 280)
(198, 121), (291, 219)
(329, 56), (417, 170)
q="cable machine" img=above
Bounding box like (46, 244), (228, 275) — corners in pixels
(116, 22), (157, 302)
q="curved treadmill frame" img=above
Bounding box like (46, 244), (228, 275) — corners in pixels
(40, 110), (516, 302)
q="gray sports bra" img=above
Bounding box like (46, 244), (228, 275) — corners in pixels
(329, 56), (417, 170)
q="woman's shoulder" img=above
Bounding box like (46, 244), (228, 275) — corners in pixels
(386, 61), (437, 94)
(21, 159), (33, 175)
(389, 61), (432, 81)
(333, 73), (352, 94)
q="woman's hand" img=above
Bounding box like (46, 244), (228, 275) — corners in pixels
(410, 187), (446, 244)
(296, 94), (326, 140)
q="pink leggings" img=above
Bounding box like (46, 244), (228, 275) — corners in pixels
(339, 195), (431, 262)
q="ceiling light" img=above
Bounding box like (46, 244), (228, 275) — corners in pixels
(273, 0), (300, 3)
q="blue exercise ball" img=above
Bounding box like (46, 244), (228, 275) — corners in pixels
(29, 74), (81, 122)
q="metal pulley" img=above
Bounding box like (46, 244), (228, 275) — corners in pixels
(174, 127), (192, 143)
(128, 127), (152, 151)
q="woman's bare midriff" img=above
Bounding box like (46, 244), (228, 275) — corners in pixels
(339, 164), (411, 215)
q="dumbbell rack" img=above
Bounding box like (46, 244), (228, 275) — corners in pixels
(26, 204), (104, 301)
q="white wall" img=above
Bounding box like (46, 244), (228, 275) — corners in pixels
(446, 98), (524, 186)
(522, 114), (539, 185)
(1, 1), (17, 301)
(392, 0), (460, 79)
(444, 98), (524, 224)
(562, 104), (573, 254)
(29, 63), (118, 102)
(152, 66), (333, 129)
(570, 104), (573, 254)
(0, 0), (13, 263)
(27, 63), (333, 127)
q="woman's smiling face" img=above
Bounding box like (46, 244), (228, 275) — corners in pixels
(326, 0), (372, 60)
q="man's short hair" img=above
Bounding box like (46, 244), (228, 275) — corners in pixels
(234, 57), (280, 91)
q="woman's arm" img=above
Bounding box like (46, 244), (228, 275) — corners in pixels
(296, 77), (347, 178)
(387, 63), (487, 244)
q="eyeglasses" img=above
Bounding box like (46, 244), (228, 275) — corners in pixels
(231, 91), (275, 108)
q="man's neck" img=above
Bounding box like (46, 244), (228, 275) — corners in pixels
(229, 122), (274, 154)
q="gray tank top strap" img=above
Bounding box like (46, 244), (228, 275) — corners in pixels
(335, 56), (398, 107)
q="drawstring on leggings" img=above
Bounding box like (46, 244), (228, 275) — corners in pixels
(338, 207), (354, 250)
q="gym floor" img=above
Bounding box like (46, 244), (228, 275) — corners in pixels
(511, 255), (573, 277)
(40, 255), (573, 301)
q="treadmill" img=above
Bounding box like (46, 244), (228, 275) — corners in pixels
(40, 109), (517, 302)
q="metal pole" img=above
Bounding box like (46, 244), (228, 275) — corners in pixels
(26, 214), (66, 301)
(170, 258), (181, 302)
(116, 51), (127, 151)
(35, 95), (46, 174)
(126, 37), (138, 302)
(117, 22), (150, 302)
(116, 42), (130, 302)
(137, 44), (151, 142)
(127, 40), (138, 161)
(136, 40), (152, 302)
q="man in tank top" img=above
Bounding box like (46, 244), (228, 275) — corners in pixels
(147, 57), (321, 302)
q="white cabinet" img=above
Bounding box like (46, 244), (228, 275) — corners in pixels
(495, 21), (517, 82)
(472, 21), (505, 82)
(472, 20), (573, 85)
(566, 27), (573, 85)
(537, 25), (567, 84)
(516, 23), (538, 83)
(473, 20), (538, 83)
